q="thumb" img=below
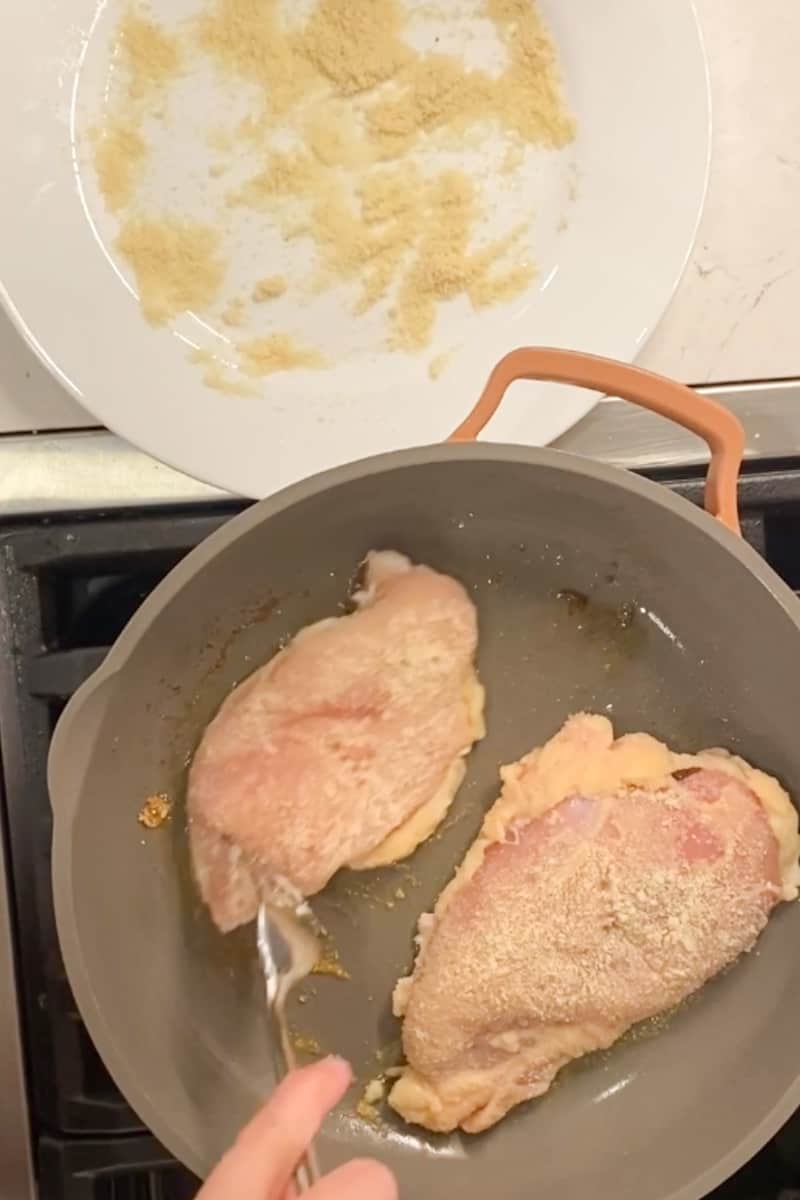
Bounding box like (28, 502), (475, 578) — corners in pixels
(198, 1056), (352, 1199)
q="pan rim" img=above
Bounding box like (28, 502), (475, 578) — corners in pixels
(50, 442), (800, 690)
(49, 441), (800, 1191)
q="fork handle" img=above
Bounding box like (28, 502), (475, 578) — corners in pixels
(267, 1000), (321, 1192)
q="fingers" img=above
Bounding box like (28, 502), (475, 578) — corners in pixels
(308, 1159), (398, 1200)
(198, 1056), (352, 1200)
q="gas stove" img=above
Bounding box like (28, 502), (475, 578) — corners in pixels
(0, 502), (243, 1199)
(3, 450), (800, 1199)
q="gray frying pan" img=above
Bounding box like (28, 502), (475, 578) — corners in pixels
(50, 349), (800, 1200)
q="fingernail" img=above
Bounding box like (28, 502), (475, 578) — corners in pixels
(321, 1054), (353, 1081)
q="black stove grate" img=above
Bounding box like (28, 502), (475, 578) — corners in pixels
(2, 466), (800, 1197)
(0, 502), (244, 1140)
(37, 1137), (199, 1200)
(0, 504), (243, 1197)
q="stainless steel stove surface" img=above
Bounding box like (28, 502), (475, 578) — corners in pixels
(3, 464), (800, 1199)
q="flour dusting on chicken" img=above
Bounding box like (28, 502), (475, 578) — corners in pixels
(389, 714), (799, 1133)
(187, 551), (484, 931)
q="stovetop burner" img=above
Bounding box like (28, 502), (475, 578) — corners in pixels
(3, 467), (800, 1198)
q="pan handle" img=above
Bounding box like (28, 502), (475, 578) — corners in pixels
(449, 348), (745, 536)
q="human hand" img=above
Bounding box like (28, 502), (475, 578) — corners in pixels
(197, 1056), (398, 1200)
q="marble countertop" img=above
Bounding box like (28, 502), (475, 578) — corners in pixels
(639, 0), (800, 387)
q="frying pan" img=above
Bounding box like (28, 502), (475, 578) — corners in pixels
(50, 349), (800, 1200)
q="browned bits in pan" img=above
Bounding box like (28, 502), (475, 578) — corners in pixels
(137, 793), (172, 829)
(311, 940), (351, 981)
(290, 1031), (322, 1056)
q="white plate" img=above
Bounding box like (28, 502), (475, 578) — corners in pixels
(0, 0), (709, 499)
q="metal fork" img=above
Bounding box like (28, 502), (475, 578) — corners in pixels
(256, 899), (322, 1193)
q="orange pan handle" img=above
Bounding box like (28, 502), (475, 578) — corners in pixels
(449, 348), (745, 536)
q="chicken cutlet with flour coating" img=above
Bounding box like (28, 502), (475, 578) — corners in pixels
(389, 713), (800, 1133)
(187, 550), (484, 931)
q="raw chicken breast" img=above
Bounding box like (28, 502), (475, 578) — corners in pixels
(188, 551), (484, 931)
(389, 714), (800, 1133)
